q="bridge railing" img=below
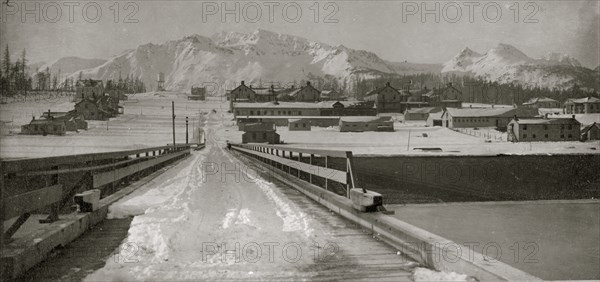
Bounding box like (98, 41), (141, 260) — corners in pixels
(1, 144), (192, 239)
(230, 143), (361, 197)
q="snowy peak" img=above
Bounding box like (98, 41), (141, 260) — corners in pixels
(441, 44), (595, 90)
(541, 52), (582, 67)
(485, 43), (533, 64)
(39, 56), (106, 75)
(458, 47), (482, 58)
(441, 46), (483, 72)
(71, 28), (442, 93)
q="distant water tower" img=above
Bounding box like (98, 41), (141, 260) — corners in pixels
(157, 72), (165, 91)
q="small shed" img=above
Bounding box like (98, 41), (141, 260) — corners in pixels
(242, 122), (280, 144)
(339, 116), (394, 132)
(288, 119), (311, 131)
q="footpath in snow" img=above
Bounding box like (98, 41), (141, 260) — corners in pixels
(84, 111), (459, 281)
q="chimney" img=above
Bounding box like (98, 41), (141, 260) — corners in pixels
(572, 114), (576, 119)
(544, 113), (549, 119)
(386, 82), (390, 87)
(491, 104), (494, 108)
(514, 115), (519, 121)
(469, 105), (472, 108)
(241, 80), (245, 86)
(307, 81), (311, 86)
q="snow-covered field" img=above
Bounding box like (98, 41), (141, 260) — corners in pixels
(2, 94), (598, 159)
(218, 123), (599, 156)
(0, 92), (223, 159)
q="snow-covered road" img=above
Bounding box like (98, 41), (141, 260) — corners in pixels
(83, 112), (424, 281)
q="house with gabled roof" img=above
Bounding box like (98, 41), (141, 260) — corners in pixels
(229, 81), (256, 102)
(278, 81), (320, 102)
(74, 97), (112, 121)
(241, 122), (280, 144)
(581, 122), (600, 141)
(363, 82), (404, 113)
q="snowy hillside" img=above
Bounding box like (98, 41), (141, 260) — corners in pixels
(69, 29), (440, 94)
(39, 57), (106, 75)
(442, 44), (598, 90)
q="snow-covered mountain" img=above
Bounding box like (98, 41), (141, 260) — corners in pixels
(441, 47), (482, 73)
(39, 57), (106, 75)
(442, 44), (598, 90)
(70, 29), (440, 94)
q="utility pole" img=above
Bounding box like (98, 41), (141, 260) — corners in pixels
(172, 101), (176, 147)
(185, 116), (189, 144)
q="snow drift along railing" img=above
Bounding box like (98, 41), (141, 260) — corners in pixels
(229, 143), (362, 197)
(1, 144), (192, 240)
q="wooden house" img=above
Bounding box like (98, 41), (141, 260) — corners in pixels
(363, 82), (404, 113)
(21, 118), (66, 136)
(242, 122), (280, 144)
(581, 122), (600, 141)
(279, 81), (320, 102)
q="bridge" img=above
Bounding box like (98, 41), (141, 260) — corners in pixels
(2, 110), (597, 281)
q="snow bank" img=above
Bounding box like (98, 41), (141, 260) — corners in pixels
(413, 267), (468, 281)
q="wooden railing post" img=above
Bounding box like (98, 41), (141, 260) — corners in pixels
(325, 156), (329, 191)
(309, 154), (314, 184)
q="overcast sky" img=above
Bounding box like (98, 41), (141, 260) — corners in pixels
(1, 0), (599, 68)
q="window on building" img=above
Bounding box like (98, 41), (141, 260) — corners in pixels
(252, 132), (256, 139)
(561, 124), (564, 129)
(288, 111), (292, 115)
(263, 132), (267, 139)
(523, 134), (527, 138)
(295, 123), (298, 128)
(561, 134), (565, 138)
(270, 111), (274, 115)
(236, 111), (239, 115)
(250, 111), (254, 115)
(545, 134), (548, 138)
(523, 125), (527, 130)
(568, 125), (572, 130)
(302, 123), (306, 128)
(532, 134), (536, 138)
(543, 125), (548, 130)
(568, 134), (572, 138)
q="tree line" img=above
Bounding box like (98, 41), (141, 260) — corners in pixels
(1, 45), (146, 97)
(353, 72), (600, 105)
